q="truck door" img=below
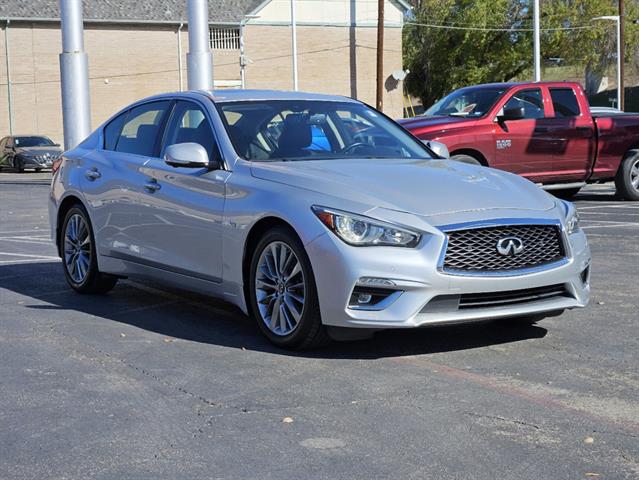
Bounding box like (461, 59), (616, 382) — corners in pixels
(493, 88), (556, 182)
(545, 87), (595, 182)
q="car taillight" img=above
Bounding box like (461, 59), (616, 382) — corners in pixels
(52, 157), (63, 173)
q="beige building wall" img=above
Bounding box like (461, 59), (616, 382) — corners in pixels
(1, 15), (405, 145)
(244, 24), (405, 118)
(0, 23), (240, 145)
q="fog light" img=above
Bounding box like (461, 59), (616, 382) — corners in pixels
(356, 293), (373, 304)
(348, 286), (402, 310)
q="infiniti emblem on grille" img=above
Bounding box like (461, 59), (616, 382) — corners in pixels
(496, 236), (524, 256)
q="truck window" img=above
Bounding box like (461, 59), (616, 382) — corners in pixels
(502, 89), (544, 119)
(550, 88), (581, 117)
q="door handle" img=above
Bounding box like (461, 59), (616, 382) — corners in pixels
(84, 169), (101, 181)
(534, 127), (549, 133)
(144, 180), (161, 193)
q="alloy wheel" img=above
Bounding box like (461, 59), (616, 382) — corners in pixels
(64, 213), (92, 284)
(255, 241), (306, 336)
(631, 157), (639, 191)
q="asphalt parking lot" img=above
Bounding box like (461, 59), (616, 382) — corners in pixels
(1, 172), (638, 479)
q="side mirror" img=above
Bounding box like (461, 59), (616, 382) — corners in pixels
(422, 140), (450, 159)
(54, 143), (61, 147)
(498, 106), (525, 122)
(164, 142), (215, 169)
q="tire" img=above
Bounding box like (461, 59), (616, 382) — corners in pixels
(552, 187), (581, 200)
(35, 168), (42, 173)
(15, 159), (24, 173)
(451, 154), (482, 166)
(615, 150), (639, 201)
(61, 205), (118, 294)
(248, 227), (331, 349)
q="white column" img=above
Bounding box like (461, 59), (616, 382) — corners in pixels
(187, 0), (214, 91)
(59, 0), (91, 150)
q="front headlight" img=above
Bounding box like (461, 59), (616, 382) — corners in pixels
(312, 206), (421, 247)
(561, 200), (581, 235)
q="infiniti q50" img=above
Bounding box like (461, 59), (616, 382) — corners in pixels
(49, 90), (591, 348)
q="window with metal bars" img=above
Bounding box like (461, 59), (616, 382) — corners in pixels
(209, 27), (240, 50)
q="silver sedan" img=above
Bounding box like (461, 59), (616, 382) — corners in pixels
(49, 90), (591, 348)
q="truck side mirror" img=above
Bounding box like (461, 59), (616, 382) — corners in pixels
(498, 106), (525, 122)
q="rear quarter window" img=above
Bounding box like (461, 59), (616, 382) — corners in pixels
(103, 112), (127, 150)
(550, 88), (581, 117)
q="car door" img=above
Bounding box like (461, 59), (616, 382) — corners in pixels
(0, 137), (14, 167)
(493, 87), (556, 182)
(134, 99), (226, 282)
(80, 100), (172, 264)
(546, 87), (595, 182)
(0, 138), (7, 167)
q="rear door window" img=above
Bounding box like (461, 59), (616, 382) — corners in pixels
(550, 88), (581, 117)
(114, 101), (171, 157)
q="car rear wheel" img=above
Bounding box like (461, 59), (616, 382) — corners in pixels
(615, 150), (639, 201)
(451, 154), (482, 166)
(61, 205), (118, 294)
(248, 227), (330, 349)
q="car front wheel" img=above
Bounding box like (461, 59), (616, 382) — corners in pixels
(61, 205), (118, 294)
(248, 227), (330, 349)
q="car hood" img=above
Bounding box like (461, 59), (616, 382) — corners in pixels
(250, 158), (556, 217)
(15, 146), (62, 157)
(398, 115), (476, 132)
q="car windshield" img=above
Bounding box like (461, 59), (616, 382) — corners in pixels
(216, 100), (431, 161)
(424, 87), (507, 118)
(14, 136), (55, 147)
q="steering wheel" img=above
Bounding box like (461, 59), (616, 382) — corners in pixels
(341, 142), (371, 154)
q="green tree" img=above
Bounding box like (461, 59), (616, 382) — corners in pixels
(404, 0), (532, 108)
(404, 0), (639, 109)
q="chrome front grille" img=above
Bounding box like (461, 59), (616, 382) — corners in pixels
(442, 224), (565, 273)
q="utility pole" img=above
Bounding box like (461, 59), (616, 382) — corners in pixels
(59, 0), (91, 150)
(290, 0), (299, 91)
(187, 0), (213, 91)
(619, 0), (625, 110)
(533, 0), (541, 82)
(376, 0), (384, 111)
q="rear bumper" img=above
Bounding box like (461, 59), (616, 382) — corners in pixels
(307, 226), (591, 329)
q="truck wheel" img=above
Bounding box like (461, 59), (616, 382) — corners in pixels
(615, 150), (639, 201)
(552, 187), (581, 200)
(451, 154), (482, 166)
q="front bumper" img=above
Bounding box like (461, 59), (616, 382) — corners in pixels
(20, 157), (53, 169)
(306, 221), (591, 329)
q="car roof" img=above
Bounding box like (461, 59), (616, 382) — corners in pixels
(134, 89), (360, 106)
(208, 89), (359, 103)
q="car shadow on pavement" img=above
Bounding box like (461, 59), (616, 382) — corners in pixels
(1, 261), (547, 360)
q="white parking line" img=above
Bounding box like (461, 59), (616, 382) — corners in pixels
(0, 258), (58, 265)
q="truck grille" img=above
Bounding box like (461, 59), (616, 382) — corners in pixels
(443, 224), (565, 273)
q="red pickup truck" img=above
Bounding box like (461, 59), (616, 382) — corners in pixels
(399, 81), (639, 200)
